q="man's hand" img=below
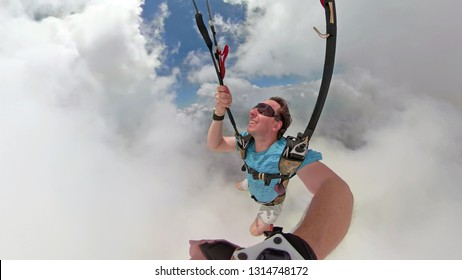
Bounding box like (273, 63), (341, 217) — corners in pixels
(214, 85), (232, 115)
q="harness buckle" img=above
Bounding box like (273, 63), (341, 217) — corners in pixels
(236, 134), (254, 160)
(279, 133), (309, 176)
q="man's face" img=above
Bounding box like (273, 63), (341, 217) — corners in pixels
(247, 100), (281, 136)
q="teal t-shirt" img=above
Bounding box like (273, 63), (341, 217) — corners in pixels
(239, 132), (322, 203)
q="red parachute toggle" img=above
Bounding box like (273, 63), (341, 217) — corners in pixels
(218, 44), (229, 79)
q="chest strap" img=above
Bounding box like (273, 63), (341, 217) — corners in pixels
(243, 162), (290, 186)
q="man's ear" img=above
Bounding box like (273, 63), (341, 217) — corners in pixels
(273, 120), (283, 132)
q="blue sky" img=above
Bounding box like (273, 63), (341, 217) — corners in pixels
(142, 0), (249, 106)
(141, 1), (308, 107)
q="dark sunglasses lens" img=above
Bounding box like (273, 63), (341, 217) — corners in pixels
(254, 103), (275, 117)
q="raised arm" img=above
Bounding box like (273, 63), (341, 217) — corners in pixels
(294, 161), (354, 259)
(207, 85), (237, 152)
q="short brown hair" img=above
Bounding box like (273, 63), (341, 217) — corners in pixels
(270, 96), (292, 139)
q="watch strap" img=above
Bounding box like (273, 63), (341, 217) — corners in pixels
(213, 110), (225, 121)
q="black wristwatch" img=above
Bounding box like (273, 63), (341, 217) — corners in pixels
(212, 109), (225, 121)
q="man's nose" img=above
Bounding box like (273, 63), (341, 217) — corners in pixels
(250, 108), (258, 117)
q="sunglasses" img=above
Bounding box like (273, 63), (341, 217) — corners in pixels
(253, 103), (277, 118)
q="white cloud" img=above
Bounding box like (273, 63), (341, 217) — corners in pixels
(141, 2), (169, 65)
(337, 0), (462, 107)
(231, 0), (325, 78)
(324, 90), (462, 259)
(0, 0), (202, 259)
(184, 51), (220, 84)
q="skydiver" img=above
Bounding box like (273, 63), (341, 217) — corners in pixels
(194, 85), (353, 259)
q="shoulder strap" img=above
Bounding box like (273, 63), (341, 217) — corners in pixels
(235, 133), (254, 160)
(279, 133), (309, 176)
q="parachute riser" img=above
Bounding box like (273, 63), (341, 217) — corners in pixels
(281, 0), (337, 173)
(192, 0), (239, 135)
(303, 0), (337, 138)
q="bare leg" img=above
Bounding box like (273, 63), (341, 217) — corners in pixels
(235, 178), (248, 191)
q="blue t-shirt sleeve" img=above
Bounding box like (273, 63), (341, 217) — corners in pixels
(298, 149), (322, 170)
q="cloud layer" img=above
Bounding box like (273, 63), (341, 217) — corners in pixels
(0, 0), (199, 259)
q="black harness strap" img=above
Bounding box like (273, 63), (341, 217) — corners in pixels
(243, 162), (290, 186)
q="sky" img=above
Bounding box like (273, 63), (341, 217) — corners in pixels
(0, 0), (461, 259)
